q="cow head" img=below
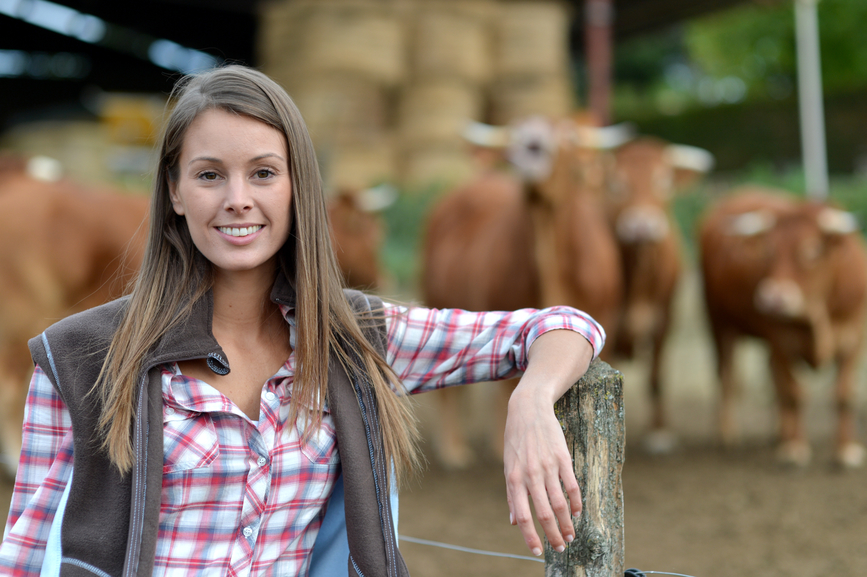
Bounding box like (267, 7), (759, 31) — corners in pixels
(327, 184), (396, 290)
(463, 116), (634, 206)
(727, 202), (859, 364)
(608, 138), (714, 245)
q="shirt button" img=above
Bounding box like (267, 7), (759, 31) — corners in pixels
(243, 527), (253, 538)
(257, 456), (268, 467)
(265, 391), (277, 402)
(165, 407), (175, 416)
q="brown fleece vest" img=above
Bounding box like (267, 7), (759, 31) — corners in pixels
(28, 282), (409, 577)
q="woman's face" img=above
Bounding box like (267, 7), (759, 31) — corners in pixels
(169, 108), (292, 278)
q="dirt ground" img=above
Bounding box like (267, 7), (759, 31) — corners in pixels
(2, 270), (867, 576)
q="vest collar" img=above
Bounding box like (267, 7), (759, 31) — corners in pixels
(146, 269), (297, 375)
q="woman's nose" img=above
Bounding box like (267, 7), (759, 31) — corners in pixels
(223, 178), (253, 212)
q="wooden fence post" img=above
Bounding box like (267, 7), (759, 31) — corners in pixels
(546, 359), (625, 577)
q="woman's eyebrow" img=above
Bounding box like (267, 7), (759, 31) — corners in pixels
(251, 153), (286, 163)
(188, 156), (223, 165)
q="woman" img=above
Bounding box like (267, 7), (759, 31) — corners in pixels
(0, 65), (604, 576)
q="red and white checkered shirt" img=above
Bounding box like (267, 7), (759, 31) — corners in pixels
(1, 303), (604, 576)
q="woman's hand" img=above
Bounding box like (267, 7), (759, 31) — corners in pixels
(503, 329), (594, 556)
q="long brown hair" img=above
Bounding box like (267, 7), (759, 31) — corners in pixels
(95, 65), (419, 484)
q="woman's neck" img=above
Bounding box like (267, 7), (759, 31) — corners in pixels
(210, 264), (283, 339)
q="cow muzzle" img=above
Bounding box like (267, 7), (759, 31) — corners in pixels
(754, 278), (807, 319)
(615, 205), (670, 244)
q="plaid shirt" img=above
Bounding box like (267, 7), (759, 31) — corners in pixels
(1, 303), (603, 576)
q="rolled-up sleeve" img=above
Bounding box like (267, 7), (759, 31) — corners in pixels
(384, 304), (605, 394)
(0, 364), (74, 576)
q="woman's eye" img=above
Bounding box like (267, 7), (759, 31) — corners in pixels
(255, 169), (274, 179)
(199, 171), (218, 181)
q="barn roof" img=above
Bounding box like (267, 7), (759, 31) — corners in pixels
(0, 0), (757, 128)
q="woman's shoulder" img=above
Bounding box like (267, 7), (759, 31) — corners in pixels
(31, 296), (130, 357)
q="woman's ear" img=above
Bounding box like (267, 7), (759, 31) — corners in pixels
(168, 180), (185, 216)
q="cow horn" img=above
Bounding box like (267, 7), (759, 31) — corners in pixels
(727, 210), (776, 236)
(462, 120), (511, 148)
(355, 183), (399, 213)
(817, 207), (859, 234)
(573, 122), (636, 149)
(26, 155), (63, 182)
(665, 144), (715, 173)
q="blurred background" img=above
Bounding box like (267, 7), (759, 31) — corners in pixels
(2, 0), (867, 575)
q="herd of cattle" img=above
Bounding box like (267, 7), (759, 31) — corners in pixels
(0, 115), (865, 479)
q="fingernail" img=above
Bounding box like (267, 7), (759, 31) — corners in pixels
(532, 547), (542, 557)
(509, 512), (514, 525)
(556, 545), (565, 553)
(566, 534), (574, 543)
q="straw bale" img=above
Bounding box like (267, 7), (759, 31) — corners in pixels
(398, 79), (483, 147)
(399, 143), (474, 189)
(268, 0), (406, 86)
(320, 140), (396, 191)
(489, 74), (575, 124)
(493, 1), (571, 79)
(409, 1), (495, 84)
(280, 73), (391, 147)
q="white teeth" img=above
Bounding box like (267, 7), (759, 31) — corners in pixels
(219, 225), (262, 237)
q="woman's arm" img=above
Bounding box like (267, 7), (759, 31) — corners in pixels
(0, 364), (74, 575)
(503, 329), (594, 556)
(384, 303), (604, 393)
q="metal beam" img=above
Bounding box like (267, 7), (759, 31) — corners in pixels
(794, 0), (829, 200)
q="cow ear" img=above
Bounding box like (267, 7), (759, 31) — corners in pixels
(727, 210), (776, 236)
(665, 144), (714, 190)
(573, 122), (636, 150)
(355, 183), (398, 213)
(817, 207), (859, 235)
(462, 120), (511, 149)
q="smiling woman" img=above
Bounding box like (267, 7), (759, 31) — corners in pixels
(0, 65), (605, 577)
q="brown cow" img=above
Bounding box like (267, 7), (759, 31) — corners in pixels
(606, 137), (713, 453)
(327, 185), (395, 291)
(0, 170), (149, 475)
(699, 187), (867, 468)
(421, 116), (626, 468)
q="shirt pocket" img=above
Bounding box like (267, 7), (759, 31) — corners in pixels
(295, 413), (339, 468)
(163, 407), (220, 474)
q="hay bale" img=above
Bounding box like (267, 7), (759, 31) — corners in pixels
(320, 139), (396, 191)
(278, 72), (390, 147)
(259, 0), (406, 86)
(408, 0), (496, 84)
(489, 74), (575, 124)
(398, 79), (483, 147)
(493, 0), (571, 80)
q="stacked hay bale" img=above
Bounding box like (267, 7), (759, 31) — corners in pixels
(258, 0), (576, 189)
(397, 0), (496, 188)
(489, 0), (575, 124)
(258, 0), (406, 191)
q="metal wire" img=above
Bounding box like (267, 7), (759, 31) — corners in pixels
(399, 535), (698, 577)
(398, 535), (544, 563)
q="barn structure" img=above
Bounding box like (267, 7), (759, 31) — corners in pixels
(0, 0), (766, 189)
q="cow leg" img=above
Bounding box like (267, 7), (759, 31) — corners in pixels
(432, 387), (475, 470)
(768, 350), (811, 466)
(490, 377), (520, 462)
(833, 346), (865, 469)
(643, 323), (676, 454)
(714, 327), (739, 447)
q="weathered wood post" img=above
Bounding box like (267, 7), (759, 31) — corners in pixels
(546, 359), (625, 576)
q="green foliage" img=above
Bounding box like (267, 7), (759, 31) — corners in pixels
(378, 183), (445, 298)
(613, 0), (867, 118)
(685, 0), (867, 96)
